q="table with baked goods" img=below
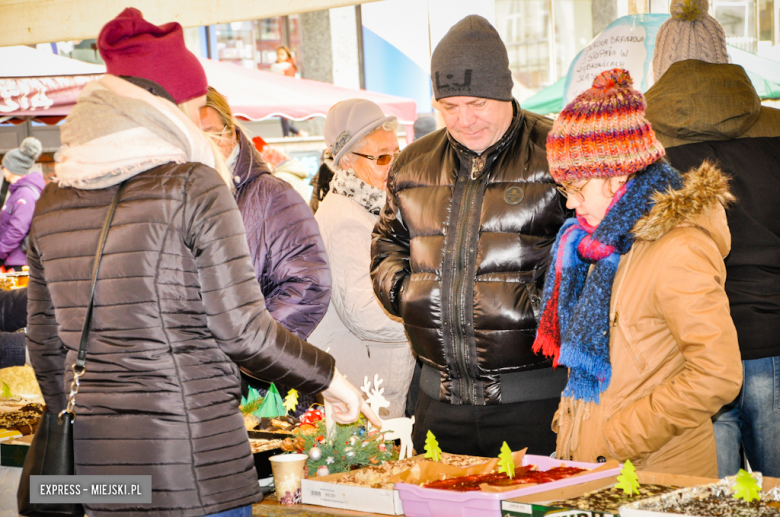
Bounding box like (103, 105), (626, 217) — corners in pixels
(4, 360), (780, 517)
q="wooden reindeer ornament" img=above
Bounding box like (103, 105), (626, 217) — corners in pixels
(360, 374), (415, 460)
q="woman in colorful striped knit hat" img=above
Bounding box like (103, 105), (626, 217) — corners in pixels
(534, 68), (742, 476)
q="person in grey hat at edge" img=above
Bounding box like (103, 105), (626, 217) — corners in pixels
(371, 15), (569, 457)
(0, 136), (45, 271)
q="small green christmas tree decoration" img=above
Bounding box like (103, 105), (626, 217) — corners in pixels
(256, 382), (286, 418)
(615, 459), (640, 496)
(283, 388), (299, 414)
(239, 385), (263, 416)
(497, 441), (515, 479)
(424, 430), (442, 462)
(1, 381), (12, 399)
(733, 469), (760, 503)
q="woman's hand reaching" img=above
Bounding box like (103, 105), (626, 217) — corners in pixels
(321, 369), (382, 428)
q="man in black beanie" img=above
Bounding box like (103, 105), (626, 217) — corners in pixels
(371, 15), (569, 457)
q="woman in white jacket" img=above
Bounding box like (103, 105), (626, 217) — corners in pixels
(308, 99), (414, 418)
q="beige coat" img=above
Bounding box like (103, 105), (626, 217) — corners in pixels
(553, 163), (743, 477)
(309, 192), (415, 418)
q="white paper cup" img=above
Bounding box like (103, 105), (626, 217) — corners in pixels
(269, 453), (308, 504)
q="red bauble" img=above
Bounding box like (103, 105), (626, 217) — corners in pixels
(300, 408), (324, 425)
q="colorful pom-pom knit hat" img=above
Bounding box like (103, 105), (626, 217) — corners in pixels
(546, 68), (665, 184)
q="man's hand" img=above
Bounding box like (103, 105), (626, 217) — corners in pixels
(321, 369), (382, 428)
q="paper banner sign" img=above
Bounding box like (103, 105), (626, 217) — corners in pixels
(564, 14), (669, 105)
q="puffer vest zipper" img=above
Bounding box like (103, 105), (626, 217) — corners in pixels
(440, 117), (522, 405)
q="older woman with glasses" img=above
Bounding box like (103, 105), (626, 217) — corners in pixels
(200, 87), (331, 414)
(308, 99), (414, 418)
(200, 87), (330, 341)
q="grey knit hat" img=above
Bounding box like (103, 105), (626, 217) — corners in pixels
(653, 0), (730, 80)
(431, 15), (513, 102)
(324, 99), (396, 167)
(2, 137), (43, 176)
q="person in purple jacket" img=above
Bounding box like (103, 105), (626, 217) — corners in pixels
(1, 137), (45, 271)
(200, 87), (331, 412)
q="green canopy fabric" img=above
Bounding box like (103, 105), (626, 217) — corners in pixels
(729, 46), (780, 100)
(522, 78), (565, 116)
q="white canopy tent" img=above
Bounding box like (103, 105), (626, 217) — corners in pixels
(0, 0), (381, 47)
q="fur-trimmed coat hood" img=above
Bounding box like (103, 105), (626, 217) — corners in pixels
(553, 160), (742, 477)
(633, 161), (735, 257)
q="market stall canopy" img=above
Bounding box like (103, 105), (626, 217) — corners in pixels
(0, 0), (382, 47)
(1, 48), (416, 125)
(200, 58), (418, 125)
(0, 46), (105, 120)
(523, 14), (780, 115)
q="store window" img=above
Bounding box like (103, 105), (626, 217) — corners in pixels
(713, 0), (757, 50)
(213, 15), (304, 74)
(555, 0), (595, 79)
(254, 17), (285, 71)
(215, 21), (256, 68)
(712, 0), (779, 52)
(758, 0), (775, 49)
(495, 0), (593, 101)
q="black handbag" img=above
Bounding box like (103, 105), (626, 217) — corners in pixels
(18, 183), (126, 517)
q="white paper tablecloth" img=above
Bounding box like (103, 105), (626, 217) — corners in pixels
(0, 465), (21, 517)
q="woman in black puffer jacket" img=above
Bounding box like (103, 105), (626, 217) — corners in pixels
(26, 9), (376, 517)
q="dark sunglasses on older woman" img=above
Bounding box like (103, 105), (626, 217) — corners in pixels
(350, 151), (399, 166)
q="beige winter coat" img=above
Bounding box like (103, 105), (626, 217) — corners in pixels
(308, 192), (415, 418)
(553, 163), (743, 477)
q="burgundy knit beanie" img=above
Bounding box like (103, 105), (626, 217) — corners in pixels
(98, 8), (208, 104)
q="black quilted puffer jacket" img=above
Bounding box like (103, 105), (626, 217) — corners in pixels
(26, 163), (335, 517)
(371, 103), (567, 405)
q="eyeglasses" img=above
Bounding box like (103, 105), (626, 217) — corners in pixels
(556, 179), (591, 200)
(350, 151), (399, 166)
(204, 124), (233, 140)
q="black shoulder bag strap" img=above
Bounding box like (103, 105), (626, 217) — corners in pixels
(65, 180), (127, 407)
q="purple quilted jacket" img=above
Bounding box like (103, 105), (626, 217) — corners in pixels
(232, 130), (331, 339)
(0, 172), (45, 267)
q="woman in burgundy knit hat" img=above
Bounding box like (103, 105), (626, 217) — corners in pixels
(25, 9), (378, 517)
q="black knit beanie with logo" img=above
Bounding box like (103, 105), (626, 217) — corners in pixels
(431, 15), (514, 102)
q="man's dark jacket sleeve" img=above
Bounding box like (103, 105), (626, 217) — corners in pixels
(371, 167), (411, 317)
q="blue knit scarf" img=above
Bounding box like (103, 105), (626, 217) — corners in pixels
(533, 161), (683, 402)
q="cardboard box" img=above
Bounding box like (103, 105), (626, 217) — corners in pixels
(302, 454), (477, 515)
(501, 471), (717, 517)
(301, 453), (475, 515)
(302, 471), (405, 515)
